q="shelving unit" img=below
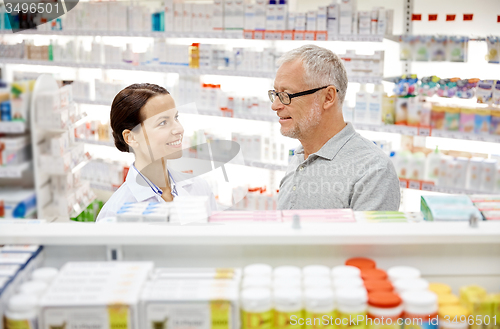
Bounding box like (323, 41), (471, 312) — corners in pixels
(0, 161), (32, 178)
(0, 121), (28, 134)
(0, 29), (394, 42)
(0, 220), (499, 291)
(30, 75), (96, 221)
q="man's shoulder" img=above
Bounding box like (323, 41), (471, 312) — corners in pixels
(342, 133), (393, 167)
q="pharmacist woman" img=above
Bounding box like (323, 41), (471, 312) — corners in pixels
(96, 83), (217, 221)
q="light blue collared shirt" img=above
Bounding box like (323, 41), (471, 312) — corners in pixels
(96, 165), (217, 221)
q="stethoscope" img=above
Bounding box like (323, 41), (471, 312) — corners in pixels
(133, 164), (178, 198)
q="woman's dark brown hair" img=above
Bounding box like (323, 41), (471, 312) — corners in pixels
(110, 83), (170, 152)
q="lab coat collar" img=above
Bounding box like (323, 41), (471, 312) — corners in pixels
(126, 163), (180, 202)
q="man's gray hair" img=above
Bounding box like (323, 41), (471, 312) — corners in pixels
(276, 45), (348, 105)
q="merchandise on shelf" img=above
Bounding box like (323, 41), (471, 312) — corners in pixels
(231, 132), (287, 164)
(486, 36), (500, 64)
(0, 79), (34, 123)
(390, 147), (500, 193)
(74, 120), (113, 143)
(0, 188), (36, 219)
(2, 0), (395, 40)
(80, 159), (127, 192)
(469, 195), (500, 221)
(420, 195), (482, 221)
(0, 134), (31, 166)
(399, 35), (471, 63)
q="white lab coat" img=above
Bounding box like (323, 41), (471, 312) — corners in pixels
(96, 165), (217, 222)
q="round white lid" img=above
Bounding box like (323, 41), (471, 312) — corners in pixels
(274, 266), (302, 278)
(305, 288), (335, 305)
(244, 264), (272, 277)
(333, 277), (364, 289)
(401, 291), (438, 306)
(394, 278), (429, 292)
(331, 265), (361, 278)
(241, 288), (271, 304)
(303, 265), (330, 277)
(336, 288), (368, 305)
(304, 276), (332, 288)
(8, 294), (38, 313)
(242, 276), (272, 289)
(388, 266), (421, 281)
(19, 281), (48, 296)
(32, 267), (58, 283)
(273, 288), (302, 304)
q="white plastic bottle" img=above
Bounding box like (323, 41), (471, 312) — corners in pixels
(354, 84), (369, 124)
(273, 266), (302, 279)
(401, 291), (439, 329)
(393, 278), (429, 294)
(369, 84), (384, 125)
(425, 147), (441, 183)
(18, 281), (48, 298)
(273, 289), (304, 328)
(335, 288), (368, 327)
(32, 267), (59, 284)
(303, 265), (330, 278)
(304, 289), (336, 329)
(387, 266), (420, 282)
(5, 294), (38, 329)
(242, 276), (273, 290)
(410, 152), (426, 181)
(333, 277), (364, 291)
(331, 265), (361, 279)
(304, 276), (332, 290)
(241, 288), (273, 329)
(244, 264), (273, 277)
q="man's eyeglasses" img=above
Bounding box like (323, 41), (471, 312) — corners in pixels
(268, 86), (339, 105)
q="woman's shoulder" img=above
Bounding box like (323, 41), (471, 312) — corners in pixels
(96, 182), (137, 221)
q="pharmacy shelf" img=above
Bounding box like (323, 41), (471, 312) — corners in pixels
(353, 123), (500, 143)
(89, 182), (119, 192)
(0, 121), (27, 134)
(0, 59), (382, 83)
(244, 160), (287, 171)
(0, 29), (392, 42)
(399, 179), (491, 195)
(75, 138), (114, 147)
(0, 220), (499, 245)
(0, 161), (32, 178)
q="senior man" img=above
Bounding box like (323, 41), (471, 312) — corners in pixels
(271, 45), (400, 211)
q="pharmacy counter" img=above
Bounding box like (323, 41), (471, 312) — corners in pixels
(2, 221), (500, 291)
(0, 221), (500, 246)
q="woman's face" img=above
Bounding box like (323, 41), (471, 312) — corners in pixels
(131, 94), (184, 162)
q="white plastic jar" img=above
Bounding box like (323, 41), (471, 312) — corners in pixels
(394, 278), (429, 294)
(367, 291), (404, 329)
(401, 291), (439, 329)
(31, 267), (59, 284)
(241, 288), (273, 329)
(273, 277), (302, 291)
(387, 266), (421, 282)
(304, 288), (336, 329)
(333, 277), (364, 291)
(303, 265), (330, 278)
(244, 264), (273, 277)
(304, 276), (332, 290)
(18, 280), (48, 298)
(273, 289), (304, 329)
(331, 266), (361, 279)
(5, 293), (38, 329)
(274, 266), (302, 279)
(335, 288), (368, 329)
(242, 276), (272, 290)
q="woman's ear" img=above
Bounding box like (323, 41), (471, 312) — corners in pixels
(122, 129), (139, 149)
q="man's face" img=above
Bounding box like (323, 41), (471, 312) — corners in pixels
(272, 60), (322, 140)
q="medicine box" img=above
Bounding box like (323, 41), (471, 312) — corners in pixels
(40, 262), (154, 329)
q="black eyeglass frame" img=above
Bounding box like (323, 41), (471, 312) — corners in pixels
(268, 85), (339, 105)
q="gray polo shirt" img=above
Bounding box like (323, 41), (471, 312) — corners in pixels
(278, 123), (401, 211)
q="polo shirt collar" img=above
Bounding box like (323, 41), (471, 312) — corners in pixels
(295, 122), (356, 161)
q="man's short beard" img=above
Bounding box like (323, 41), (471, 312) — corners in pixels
(280, 103), (322, 140)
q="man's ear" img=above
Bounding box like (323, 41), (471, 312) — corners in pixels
(122, 129), (139, 149)
(323, 86), (337, 110)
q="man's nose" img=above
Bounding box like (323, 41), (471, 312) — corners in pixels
(271, 97), (284, 112)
